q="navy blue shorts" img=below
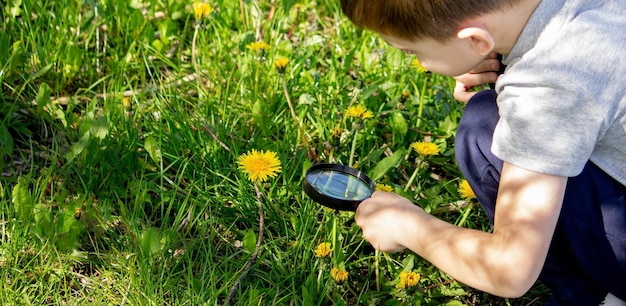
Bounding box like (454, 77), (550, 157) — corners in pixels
(455, 90), (626, 305)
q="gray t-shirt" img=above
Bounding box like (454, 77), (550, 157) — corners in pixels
(494, 0), (626, 185)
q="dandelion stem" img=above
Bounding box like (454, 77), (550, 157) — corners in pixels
(348, 128), (359, 167)
(412, 80), (427, 129)
(404, 162), (422, 192)
(191, 25), (207, 95)
(456, 202), (474, 228)
(281, 77), (313, 151)
(332, 213), (338, 261)
(226, 182), (265, 305)
(375, 250), (381, 291)
(281, 77), (299, 127)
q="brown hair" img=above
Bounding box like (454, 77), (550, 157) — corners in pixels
(340, 0), (520, 41)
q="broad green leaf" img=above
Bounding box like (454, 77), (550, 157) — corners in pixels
(78, 112), (94, 137)
(242, 229), (257, 253)
(390, 111), (408, 137)
(35, 83), (50, 114)
(152, 39), (164, 52)
(442, 301), (465, 306)
(53, 108), (67, 128)
(368, 149), (406, 181)
(28, 63), (52, 82)
(290, 214), (299, 232)
(12, 179), (33, 222)
(401, 254), (415, 271)
(90, 116), (109, 140)
(56, 213), (83, 251)
(301, 285), (313, 306)
(32, 203), (52, 240)
(360, 83), (379, 100)
(66, 131), (91, 163)
(437, 287), (467, 297)
(141, 227), (161, 257)
(251, 100), (263, 127)
(438, 115), (458, 138)
(144, 136), (162, 163)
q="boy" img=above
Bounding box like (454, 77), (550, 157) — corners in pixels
(340, 0), (626, 304)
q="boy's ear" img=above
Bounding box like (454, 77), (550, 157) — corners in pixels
(457, 26), (495, 56)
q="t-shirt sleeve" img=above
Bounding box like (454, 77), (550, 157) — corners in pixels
(492, 76), (607, 177)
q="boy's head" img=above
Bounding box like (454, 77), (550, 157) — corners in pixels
(340, 0), (520, 41)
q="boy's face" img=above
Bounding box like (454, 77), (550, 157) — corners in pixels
(381, 34), (489, 77)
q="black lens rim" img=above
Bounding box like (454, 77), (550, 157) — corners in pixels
(303, 163), (375, 211)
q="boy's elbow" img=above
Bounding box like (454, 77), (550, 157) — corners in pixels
(487, 255), (541, 298)
(495, 265), (539, 298)
(486, 275), (533, 298)
(498, 283), (531, 299)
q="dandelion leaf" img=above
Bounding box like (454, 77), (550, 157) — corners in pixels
(12, 179), (33, 222)
(391, 111), (408, 137)
(438, 115), (458, 138)
(66, 131), (91, 163)
(35, 83), (50, 115)
(368, 149), (406, 181)
(90, 116), (109, 140)
(141, 227), (162, 257)
(242, 229), (257, 253)
(144, 136), (162, 163)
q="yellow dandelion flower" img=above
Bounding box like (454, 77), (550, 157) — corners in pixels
(376, 184), (393, 192)
(397, 271), (420, 289)
(411, 58), (428, 73)
(237, 149), (282, 182)
(330, 267), (348, 283)
(314, 242), (332, 258)
(193, 2), (213, 20)
(458, 179), (476, 201)
(401, 90), (410, 101)
(246, 41), (270, 56)
(73, 207), (83, 220)
(331, 126), (344, 139)
(122, 97), (131, 109)
(274, 57), (289, 73)
(345, 105), (374, 120)
(410, 141), (440, 156)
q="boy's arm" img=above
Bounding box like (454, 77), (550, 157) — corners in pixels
(355, 162), (567, 297)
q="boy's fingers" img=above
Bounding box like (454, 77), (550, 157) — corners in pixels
(453, 81), (479, 103)
(468, 58), (501, 74)
(454, 71), (499, 89)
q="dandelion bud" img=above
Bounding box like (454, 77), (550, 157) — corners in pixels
(274, 57), (289, 74)
(193, 2), (213, 20)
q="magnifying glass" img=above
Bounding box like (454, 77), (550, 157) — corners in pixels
(303, 163), (375, 211)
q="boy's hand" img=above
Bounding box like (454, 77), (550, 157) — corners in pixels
(354, 191), (423, 252)
(453, 52), (501, 102)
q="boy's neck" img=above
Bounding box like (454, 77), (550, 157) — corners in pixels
(475, 0), (541, 56)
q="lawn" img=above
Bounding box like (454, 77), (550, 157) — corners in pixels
(0, 0), (549, 304)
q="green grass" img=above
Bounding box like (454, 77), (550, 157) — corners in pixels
(0, 0), (550, 305)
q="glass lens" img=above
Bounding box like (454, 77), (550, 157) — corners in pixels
(305, 168), (372, 201)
